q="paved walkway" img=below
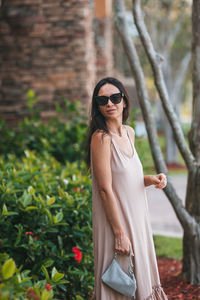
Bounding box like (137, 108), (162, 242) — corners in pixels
(146, 174), (187, 238)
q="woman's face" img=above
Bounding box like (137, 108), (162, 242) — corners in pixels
(97, 84), (126, 121)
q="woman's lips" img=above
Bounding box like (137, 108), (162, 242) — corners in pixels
(107, 109), (116, 113)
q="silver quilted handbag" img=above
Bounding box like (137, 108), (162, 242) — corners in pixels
(102, 249), (137, 297)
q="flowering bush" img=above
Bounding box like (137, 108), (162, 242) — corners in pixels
(0, 151), (94, 299)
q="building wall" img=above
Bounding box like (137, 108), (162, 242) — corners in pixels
(0, 0), (97, 123)
(94, 0), (113, 80)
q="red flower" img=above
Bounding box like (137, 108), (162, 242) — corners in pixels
(25, 232), (34, 236)
(73, 187), (83, 193)
(45, 283), (51, 291)
(72, 246), (82, 263)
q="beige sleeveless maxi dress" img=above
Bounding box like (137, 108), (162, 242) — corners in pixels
(90, 126), (168, 300)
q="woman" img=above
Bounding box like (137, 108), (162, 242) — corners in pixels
(86, 77), (168, 300)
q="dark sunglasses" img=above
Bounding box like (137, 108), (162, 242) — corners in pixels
(95, 92), (124, 106)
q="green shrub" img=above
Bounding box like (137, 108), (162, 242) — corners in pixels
(0, 253), (56, 300)
(0, 91), (88, 163)
(0, 151), (93, 299)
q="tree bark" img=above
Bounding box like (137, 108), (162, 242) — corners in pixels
(182, 0), (200, 284)
(189, 0), (200, 163)
(183, 167), (200, 284)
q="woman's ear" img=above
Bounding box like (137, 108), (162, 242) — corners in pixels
(123, 99), (126, 108)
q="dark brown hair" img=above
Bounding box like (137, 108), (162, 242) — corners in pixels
(85, 77), (130, 171)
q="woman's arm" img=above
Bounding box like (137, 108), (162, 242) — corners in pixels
(144, 174), (167, 189)
(91, 131), (131, 255)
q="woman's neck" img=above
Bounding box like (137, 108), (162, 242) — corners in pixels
(107, 123), (124, 137)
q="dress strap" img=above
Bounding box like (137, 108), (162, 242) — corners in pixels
(124, 125), (134, 146)
(125, 125), (135, 157)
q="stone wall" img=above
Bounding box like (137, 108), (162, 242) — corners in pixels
(0, 0), (97, 123)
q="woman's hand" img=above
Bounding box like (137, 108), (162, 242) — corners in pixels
(144, 173), (167, 189)
(152, 173), (167, 189)
(114, 232), (133, 256)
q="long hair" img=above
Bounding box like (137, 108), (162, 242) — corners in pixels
(85, 77), (130, 171)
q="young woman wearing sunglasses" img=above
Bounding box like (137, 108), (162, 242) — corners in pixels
(86, 77), (168, 300)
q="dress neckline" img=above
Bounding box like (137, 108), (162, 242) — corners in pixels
(110, 125), (135, 159)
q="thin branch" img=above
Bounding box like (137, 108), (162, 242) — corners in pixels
(132, 0), (195, 171)
(114, 0), (195, 233)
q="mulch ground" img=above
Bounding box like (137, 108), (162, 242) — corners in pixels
(158, 258), (200, 300)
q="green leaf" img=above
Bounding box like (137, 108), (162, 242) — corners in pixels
(53, 211), (63, 223)
(51, 266), (57, 279)
(0, 253), (9, 262)
(41, 265), (50, 281)
(6, 211), (18, 216)
(55, 279), (69, 284)
(76, 295), (84, 300)
(25, 206), (38, 211)
(2, 204), (8, 215)
(46, 196), (56, 206)
(52, 272), (64, 282)
(14, 225), (23, 247)
(28, 186), (35, 195)
(19, 277), (32, 284)
(41, 290), (51, 300)
(57, 236), (63, 251)
(43, 259), (54, 268)
(51, 266), (64, 282)
(2, 258), (16, 279)
(44, 208), (53, 224)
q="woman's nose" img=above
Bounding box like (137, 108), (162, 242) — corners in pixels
(107, 98), (113, 106)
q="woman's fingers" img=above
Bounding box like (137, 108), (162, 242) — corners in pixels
(154, 173), (167, 189)
(115, 235), (132, 256)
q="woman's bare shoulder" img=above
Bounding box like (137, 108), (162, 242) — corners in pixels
(91, 129), (111, 147)
(124, 125), (135, 135)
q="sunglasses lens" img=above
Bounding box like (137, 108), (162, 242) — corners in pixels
(95, 96), (108, 106)
(110, 93), (122, 104)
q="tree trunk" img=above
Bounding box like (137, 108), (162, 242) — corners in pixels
(189, 0), (200, 164)
(183, 167), (200, 284)
(183, 0), (200, 284)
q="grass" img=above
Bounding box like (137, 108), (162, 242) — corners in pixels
(153, 235), (183, 260)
